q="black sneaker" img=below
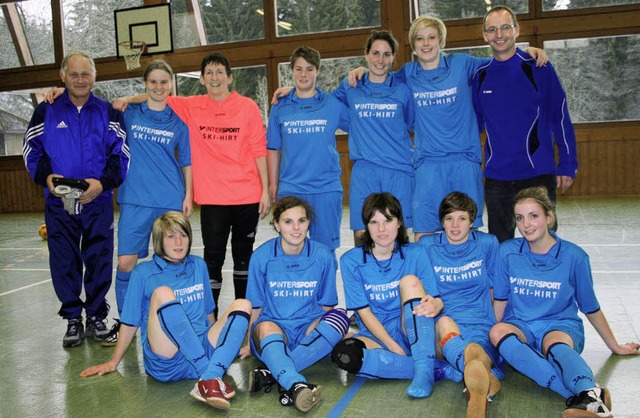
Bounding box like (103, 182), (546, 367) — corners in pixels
(284, 382), (322, 413)
(563, 387), (612, 418)
(100, 319), (120, 347)
(249, 364), (277, 393)
(86, 316), (109, 341)
(63, 318), (84, 347)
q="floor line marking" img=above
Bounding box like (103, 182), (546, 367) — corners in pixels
(327, 376), (366, 418)
(0, 279), (51, 296)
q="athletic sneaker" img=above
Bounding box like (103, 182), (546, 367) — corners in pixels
(189, 378), (231, 410)
(249, 364), (277, 393)
(464, 360), (491, 418)
(563, 387), (612, 418)
(85, 316), (109, 341)
(100, 319), (120, 347)
(281, 382), (322, 413)
(63, 318), (84, 347)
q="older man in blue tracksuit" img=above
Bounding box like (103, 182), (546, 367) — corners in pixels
(23, 52), (129, 348)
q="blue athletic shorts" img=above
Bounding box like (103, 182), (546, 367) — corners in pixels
(349, 160), (414, 231)
(505, 318), (585, 354)
(142, 330), (215, 382)
(354, 317), (411, 354)
(117, 204), (174, 258)
(413, 158), (483, 233)
(458, 323), (504, 380)
(250, 317), (317, 360)
(277, 191), (342, 251)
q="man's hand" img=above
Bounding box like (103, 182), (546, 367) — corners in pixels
(77, 178), (103, 204)
(556, 175), (574, 194)
(46, 174), (65, 197)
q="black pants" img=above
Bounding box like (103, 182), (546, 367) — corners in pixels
(200, 203), (259, 309)
(485, 174), (557, 243)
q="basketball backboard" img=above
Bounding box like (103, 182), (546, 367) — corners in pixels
(114, 3), (173, 58)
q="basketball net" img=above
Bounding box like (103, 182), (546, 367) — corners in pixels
(119, 40), (146, 70)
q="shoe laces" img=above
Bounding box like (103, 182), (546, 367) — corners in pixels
(67, 319), (82, 333)
(88, 316), (107, 331)
(565, 388), (602, 408)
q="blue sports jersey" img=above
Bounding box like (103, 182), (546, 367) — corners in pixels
(340, 243), (439, 331)
(267, 88), (349, 195)
(332, 73), (414, 173)
(120, 254), (215, 344)
(418, 231), (498, 328)
(396, 54), (488, 164)
(472, 49), (578, 181)
(246, 237), (338, 329)
(494, 232), (600, 324)
(117, 103), (190, 210)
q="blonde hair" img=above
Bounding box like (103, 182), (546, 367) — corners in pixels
(409, 15), (447, 50)
(151, 211), (192, 259)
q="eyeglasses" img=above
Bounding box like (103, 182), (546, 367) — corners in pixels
(484, 24), (516, 34)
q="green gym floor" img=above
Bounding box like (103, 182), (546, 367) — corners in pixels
(1, 196), (639, 417)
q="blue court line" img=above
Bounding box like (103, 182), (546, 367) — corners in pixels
(327, 376), (366, 418)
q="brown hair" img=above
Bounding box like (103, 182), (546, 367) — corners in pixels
(290, 46), (321, 71)
(439, 191), (478, 224)
(361, 192), (409, 251)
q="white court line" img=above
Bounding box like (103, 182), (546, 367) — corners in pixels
(0, 268), (238, 297)
(0, 279), (51, 296)
(1, 267), (638, 299)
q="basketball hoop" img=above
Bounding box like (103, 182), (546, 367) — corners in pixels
(119, 40), (146, 70)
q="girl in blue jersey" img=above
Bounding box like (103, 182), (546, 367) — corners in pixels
(81, 212), (251, 411)
(491, 187), (639, 417)
(332, 31), (415, 246)
(333, 192), (450, 399)
(267, 47), (350, 253)
(418, 192), (503, 418)
(244, 196), (349, 412)
(106, 60), (193, 345)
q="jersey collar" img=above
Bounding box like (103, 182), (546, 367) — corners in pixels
(360, 241), (405, 264)
(272, 236), (311, 257)
(518, 231), (563, 260)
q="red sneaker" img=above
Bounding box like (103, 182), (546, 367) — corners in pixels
(190, 378), (231, 410)
(221, 378), (236, 399)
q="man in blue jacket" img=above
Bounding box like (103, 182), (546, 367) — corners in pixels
(23, 51), (129, 347)
(472, 6), (578, 242)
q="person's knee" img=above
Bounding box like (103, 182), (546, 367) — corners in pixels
(151, 286), (177, 304)
(489, 324), (512, 347)
(117, 256), (137, 272)
(321, 308), (350, 337)
(228, 298), (252, 314)
(332, 338), (366, 373)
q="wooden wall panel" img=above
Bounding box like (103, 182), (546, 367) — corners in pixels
(2, 131), (638, 213)
(0, 159), (44, 213)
